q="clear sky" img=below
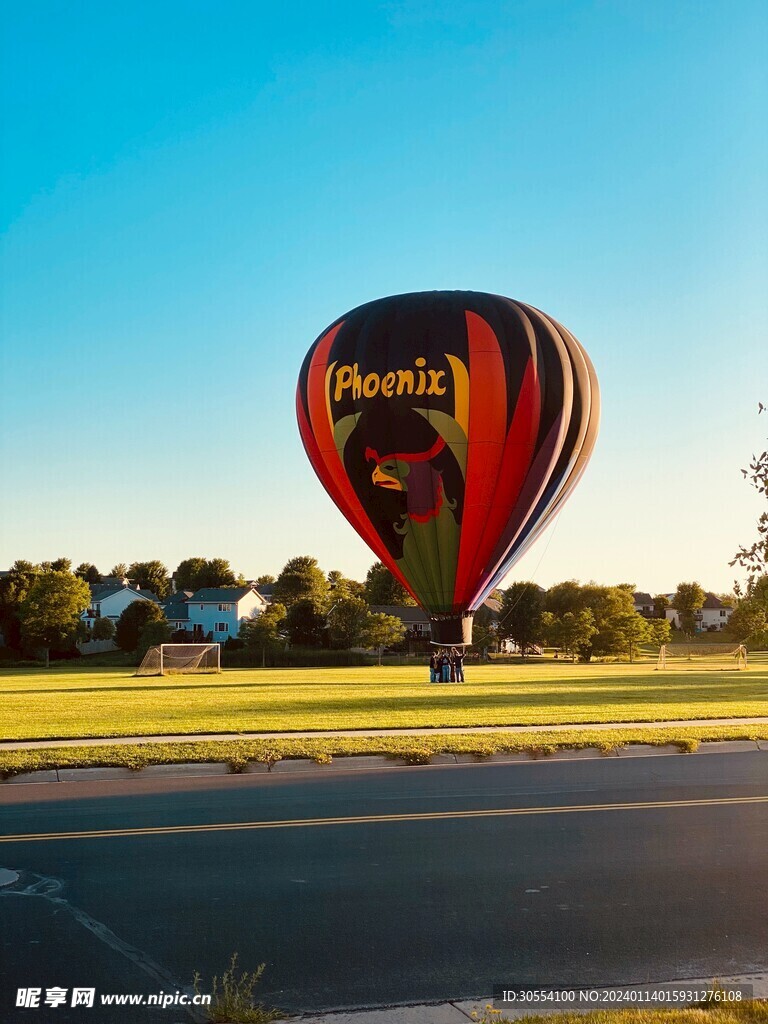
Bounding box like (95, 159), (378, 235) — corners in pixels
(1, 0), (766, 594)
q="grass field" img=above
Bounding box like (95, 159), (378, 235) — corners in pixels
(2, 657), (767, 742)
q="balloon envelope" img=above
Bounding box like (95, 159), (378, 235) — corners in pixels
(296, 291), (599, 644)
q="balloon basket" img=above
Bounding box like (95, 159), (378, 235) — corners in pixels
(429, 613), (474, 647)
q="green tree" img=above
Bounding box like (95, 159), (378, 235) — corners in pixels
(614, 612), (650, 662)
(579, 583), (637, 659)
(199, 558), (238, 588)
(19, 570), (91, 667)
(327, 596), (370, 649)
(652, 594), (670, 619)
(285, 598), (327, 647)
(646, 617), (672, 648)
(731, 402), (767, 592)
(40, 557), (72, 573)
(74, 562), (101, 583)
(556, 609), (597, 661)
(362, 612), (406, 664)
(115, 600), (167, 652)
(254, 574), (276, 587)
(0, 560), (41, 650)
(92, 617), (116, 641)
(727, 600), (768, 644)
(498, 582), (543, 656)
(363, 561), (417, 606)
(239, 603), (287, 666)
(273, 557), (329, 609)
(673, 582), (706, 637)
(544, 580), (582, 617)
(327, 570), (365, 600)
(127, 561), (171, 599)
(137, 618), (172, 661)
(174, 557), (208, 592)
(109, 563), (129, 579)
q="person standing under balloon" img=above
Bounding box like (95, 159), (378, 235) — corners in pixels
(453, 647), (465, 683)
(440, 651), (451, 683)
(429, 651), (439, 683)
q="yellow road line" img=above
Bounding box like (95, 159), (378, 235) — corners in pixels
(1, 795), (767, 844)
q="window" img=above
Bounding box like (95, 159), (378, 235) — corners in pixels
(218, 603), (232, 612)
(720, 610), (726, 617)
(215, 622), (229, 633)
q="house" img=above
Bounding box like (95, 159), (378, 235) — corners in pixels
(160, 591), (194, 632)
(181, 587), (268, 642)
(665, 592), (733, 632)
(369, 605), (431, 637)
(81, 584), (159, 630)
(633, 592), (655, 617)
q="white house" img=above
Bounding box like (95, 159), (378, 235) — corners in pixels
(665, 592), (733, 632)
(181, 587), (268, 642)
(82, 583), (159, 630)
(633, 592), (655, 617)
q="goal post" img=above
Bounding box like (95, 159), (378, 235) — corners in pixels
(136, 643), (221, 676)
(656, 643), (748, 671)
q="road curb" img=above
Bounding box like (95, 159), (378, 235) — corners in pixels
(275, 972), (768, 1023)
(1, 740), (764, 785)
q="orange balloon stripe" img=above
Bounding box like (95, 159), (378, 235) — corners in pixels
(451, 312), (508, 609)
(458, 357), (540, 608)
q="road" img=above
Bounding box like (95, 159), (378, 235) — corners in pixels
(1, 751), (767, 1022)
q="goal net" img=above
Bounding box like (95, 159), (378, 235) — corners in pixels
(136, 643), (221, 676)
(656, 643), (747, 671)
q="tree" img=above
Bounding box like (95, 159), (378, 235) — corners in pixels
(327, 596), (370, 649)
(0, 560), (41, 650)
(363, 561), (417, 606)
(19, 570), (91, 667)
(109, 564), (129, 579)
(498, 582), (543, 656)
(255, 574), (276, 587)
(614, 612), (649, 662)
(731, 402), (767, 592)
(652, 594), (670, 619)
(362, 612), (406, 664)
(174, 557), (238, 592)
(285, 598), (326, 647)
(137, 618), (172, 660)
(579, 583), (637, 659)
(646, 618), (672, 648)
(240, 603), (287, 666)
(544, 580), (581, 617)
(115, 600), (167, 652)
(40, 557), (72, 573)
(273, 557), (329, 609)
(472, 604), (498, 650)
(75, 562), (101, 583)
(727, 600), (768, 645)
(92, 617), (116, 641)
(549, 609), (597, 661)
(327, 570), (365, 600)
(127, 561), (171, 599)
(673, 582), (706, 637)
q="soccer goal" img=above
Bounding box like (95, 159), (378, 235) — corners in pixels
(136, 643), (221, 676)
(656, 643), (747, 671)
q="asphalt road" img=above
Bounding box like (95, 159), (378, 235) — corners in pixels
(1, 752), (767, 1022)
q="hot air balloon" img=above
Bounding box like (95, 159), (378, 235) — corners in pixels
(296, 291), (599, 646)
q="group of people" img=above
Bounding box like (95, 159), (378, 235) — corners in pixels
(429, 647), (466, 683)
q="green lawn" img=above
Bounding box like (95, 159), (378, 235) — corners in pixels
(2, 657), (767, 741)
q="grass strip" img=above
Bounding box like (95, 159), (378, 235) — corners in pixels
(1, 725), (766, 778)
(471, 1003), (768, 1024)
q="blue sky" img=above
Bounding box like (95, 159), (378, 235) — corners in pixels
(2, 0), (766, 593)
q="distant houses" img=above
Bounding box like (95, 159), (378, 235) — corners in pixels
(632, 591), (732, 632)
(82, 582), (160, 632)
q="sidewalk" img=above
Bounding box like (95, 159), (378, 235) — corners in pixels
(3, 717), (768, 751)
(275, 973), (768, 1023)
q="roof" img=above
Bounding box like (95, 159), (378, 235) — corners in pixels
(255, 583), (275, 599)
(369, 605), (430, 623)
(90, 584), (159, 604)
(483, 597), (502, 614)
(187, 587), (258, 603)
(633, 592), (653, 604)
(702, 593), (724, 609)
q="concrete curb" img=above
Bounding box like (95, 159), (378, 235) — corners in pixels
(275, 972), (768, 1022)
(2, 740), (764, 785)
